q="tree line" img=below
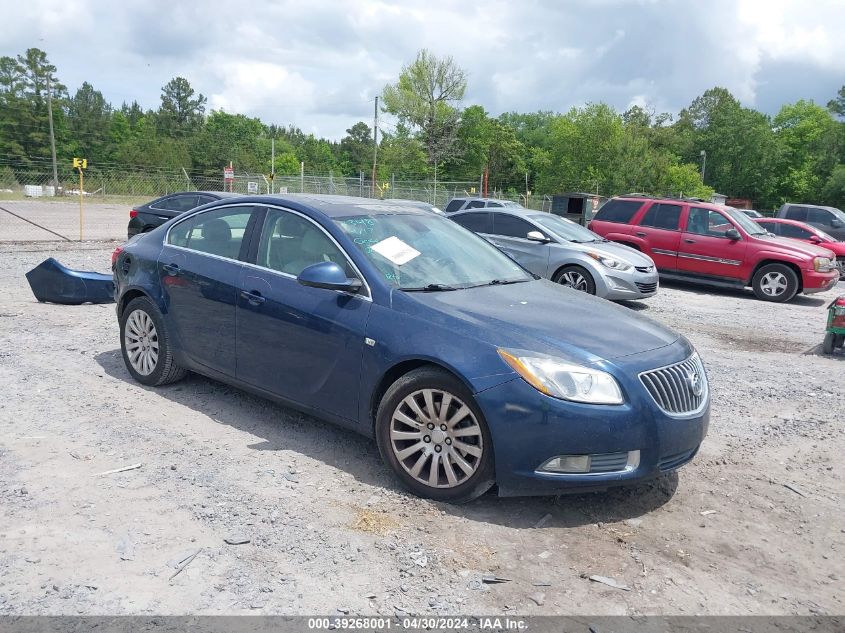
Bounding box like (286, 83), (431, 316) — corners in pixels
(2, 47), (844, 209)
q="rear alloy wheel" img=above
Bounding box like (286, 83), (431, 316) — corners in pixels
(553, 265), (596, 295)
(120, 296), (187, 386)
(376, 368), (494, 503)
(751, 263), (799, 303)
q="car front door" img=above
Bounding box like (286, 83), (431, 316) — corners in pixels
(235, 206), (372, 421)
(632, 202), (683, 271)
(159, 205), (257, 375)
(809, 207), (845, 241)
(484, 213), (550, 276)
(677, 207), (747, 280)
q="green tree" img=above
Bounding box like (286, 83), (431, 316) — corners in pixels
(339, 121), (372, 175)
(827, 86), (845, 119)
(382, 49), (466, 168)
(377, 123), (428, 180)
(67, 82), (112, 160)
(157, 77), (206, 137)
(450, 105), (525, 190)
(822, 164), (845, 207)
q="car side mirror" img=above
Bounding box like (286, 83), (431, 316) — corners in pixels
(809, 235), (822, 244)
(297, 261), (362, 292)
(725, 228), (741, 241)
(527, 230), (550, 243)
(831, 219), (843, 229)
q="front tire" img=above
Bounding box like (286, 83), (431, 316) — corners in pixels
(375, 368), (495, 503)
(553, 265), (597, 294)
(120, 296), (187, 386)
(751, 263), (799, 303)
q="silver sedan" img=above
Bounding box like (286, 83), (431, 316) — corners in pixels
(450, 208), (659, 300)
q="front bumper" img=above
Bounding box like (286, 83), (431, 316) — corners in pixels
(476, 345), (709, 497)
(595, 268), (660, 301)
(803, 269), (840, 294)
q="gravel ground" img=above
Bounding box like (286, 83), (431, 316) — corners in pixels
(0, 201), (135, 242)
(0, 240), (843, 616)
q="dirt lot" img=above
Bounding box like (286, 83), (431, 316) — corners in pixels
(0, 200), (140, 242)
(0, 236), (843, 617)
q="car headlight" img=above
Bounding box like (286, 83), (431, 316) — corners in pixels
(498, 349), (624, 404)
(814, 257), (832, 272)
(587, 252), (632, 272)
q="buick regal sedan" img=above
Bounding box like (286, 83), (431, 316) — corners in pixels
(113, 195), (709, 502)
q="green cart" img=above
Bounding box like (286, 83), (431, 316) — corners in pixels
(822, 295), (845, 355)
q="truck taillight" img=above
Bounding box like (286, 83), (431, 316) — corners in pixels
(111, 246), (123, 267)
(129, 209), (138, 218)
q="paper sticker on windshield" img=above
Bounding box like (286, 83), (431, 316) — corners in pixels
(371, 236), (421, 266)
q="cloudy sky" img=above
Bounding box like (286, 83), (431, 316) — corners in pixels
(4, 0), (844, 139)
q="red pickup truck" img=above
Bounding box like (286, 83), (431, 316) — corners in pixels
(588, 196), (839, 302)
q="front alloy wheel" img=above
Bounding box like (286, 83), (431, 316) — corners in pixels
(376, 368), (494, 503)
(554, 265), (596, 294)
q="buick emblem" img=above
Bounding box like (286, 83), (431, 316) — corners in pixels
(687, 369), (704, 397)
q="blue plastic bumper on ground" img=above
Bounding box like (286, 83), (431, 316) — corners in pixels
(476, 354), (709, 497)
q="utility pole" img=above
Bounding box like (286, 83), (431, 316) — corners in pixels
(270, 137), (275, 194)
(46, 73), (58, 190)
(700, 149), (707, 183)
(371, 96), (379, 198)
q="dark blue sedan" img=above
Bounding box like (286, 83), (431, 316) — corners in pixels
(113, 195), (709, 502)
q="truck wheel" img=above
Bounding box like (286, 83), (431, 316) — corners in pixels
(822, 333), (836, 354)
(751, 264), (799, 303)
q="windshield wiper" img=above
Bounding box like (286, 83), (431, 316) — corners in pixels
(399, 283), (459, 292)
(477, 278), (530, 287)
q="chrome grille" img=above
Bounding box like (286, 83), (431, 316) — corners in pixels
(635, 281), (658, 294)
(635, 265), (654, 273)
(836, 257), (844, 274)
(640, 354), (708, 416)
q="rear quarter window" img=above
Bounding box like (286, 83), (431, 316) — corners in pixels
(444, 199), (465, 213)
(592, 199), (644, 224)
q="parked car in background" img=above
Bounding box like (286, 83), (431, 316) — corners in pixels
(443, 197), (523, 213)
(738, 209), (763, 218)
(113, 194), (708, 502)
(451, 207), (659, 300)
(128, 191), (239, 238)
(755, 218), (845, 279)
(588, 196), (839, 302)
(777, 203), (845, 241)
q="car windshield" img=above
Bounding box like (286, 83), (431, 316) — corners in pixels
(336, 213), (533, 290)
(531, 214), (604, 243)
(501, 201), (523, 208)
(828, 206), (845, 223)
(724, 207), (767, 235)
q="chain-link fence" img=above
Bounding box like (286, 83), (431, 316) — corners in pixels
(0, 159), (552, 209)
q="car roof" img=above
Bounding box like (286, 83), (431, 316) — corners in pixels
(202, 193), (434, 219)
(451, 206), (537, 218)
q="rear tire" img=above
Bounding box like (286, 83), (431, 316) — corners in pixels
(823, 332), (836, 355)
(553, 265), (597, 295)
(375, 367), (495, 503)
(751, 263), (799, 303)
(120, 296), (187, 386)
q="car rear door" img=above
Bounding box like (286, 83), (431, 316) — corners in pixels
(809, 207), (845, 241)
(159, 204), (258, 375)
(632, 202), (682, 271)
(484, 213), (550, 275)
(677, 207), (747, 280)
(235, 206), (372, 422)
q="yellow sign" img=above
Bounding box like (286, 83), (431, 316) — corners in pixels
(470, 187), (476, 194)
(267, 172), (275, 181)
(72, 158), (87, 169)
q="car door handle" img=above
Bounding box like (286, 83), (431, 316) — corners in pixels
(240, 290), (266, 305)
(684, 238), (696, 244)
(635, 231), (647, 237)
(162, 263), (181, 275)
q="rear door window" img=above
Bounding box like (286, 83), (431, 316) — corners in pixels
(592, 199), (644, 224)
(466, 200), (486, 209)
(785, 206), (809, 222)
(638, 203), (682, 230)
(157, 194), (200, 212)
(444, 199), (465, 213)
(451, 212), (492, 233)
(168, 205), (254, 260)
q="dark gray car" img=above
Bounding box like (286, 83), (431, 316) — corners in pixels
(777, 203), (845, 241)
(128, 191), (240, 238)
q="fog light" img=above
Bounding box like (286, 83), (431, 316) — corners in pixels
(540, 455), (591, 473)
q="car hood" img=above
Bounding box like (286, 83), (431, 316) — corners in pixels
(395, 279), (679, 364)
(554, 240), (655, 267)
(755, 234), (837, 258)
